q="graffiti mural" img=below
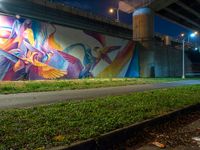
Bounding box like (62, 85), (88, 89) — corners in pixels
(0, 15), (139, 81)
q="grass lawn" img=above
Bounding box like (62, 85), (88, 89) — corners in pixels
(0, 78), (183, 94)
(0, 85), (200, 149)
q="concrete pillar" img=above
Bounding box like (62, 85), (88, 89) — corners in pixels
(133, 7), (155, 77)
(133, 7), (154, 41)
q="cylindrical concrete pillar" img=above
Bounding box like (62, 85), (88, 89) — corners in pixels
(133, 7), (154, 41)
(133, 7), (155, 77)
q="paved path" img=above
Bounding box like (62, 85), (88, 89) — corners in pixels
(0, 80), (200, 109)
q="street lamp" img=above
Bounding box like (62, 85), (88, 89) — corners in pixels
(182, 37), (185, 79)
(180, 31), (198, 79)
(109, 8), (120, 22)
(188, 31), (198, 42)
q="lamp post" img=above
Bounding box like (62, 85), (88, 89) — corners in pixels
(182, 39), (185, 79)
(181, 31), (198, 79)
(109, 8), (120, 22)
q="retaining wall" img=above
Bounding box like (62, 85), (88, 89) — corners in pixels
(0, 14), (139, 80)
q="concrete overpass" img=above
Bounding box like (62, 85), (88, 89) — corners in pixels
(120, 0), (200, 31)
(0, 0), (198, 78)
(0, 0), (133, 39)
(119, 0), (200, 77)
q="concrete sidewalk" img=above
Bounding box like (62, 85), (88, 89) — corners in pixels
(0, 80), (200, 109)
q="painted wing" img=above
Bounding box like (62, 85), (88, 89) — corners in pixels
(33, 60), (67, 79)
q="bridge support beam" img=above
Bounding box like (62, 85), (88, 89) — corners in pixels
(133, 7), (155, 77)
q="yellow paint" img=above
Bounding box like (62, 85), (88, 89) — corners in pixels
(98, 42), (135, 77)
(24, 29), (34, 46)
(48, 32), (63, 51)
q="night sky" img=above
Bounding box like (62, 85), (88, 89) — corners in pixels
(54, 0), (191, 38)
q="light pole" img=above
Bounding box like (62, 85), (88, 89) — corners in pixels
(181, 31), (198, 79)
(109, 8), (120, 22)
(182, 39), (185, 79)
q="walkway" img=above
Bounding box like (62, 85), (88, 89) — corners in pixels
(0, 80), (200, 109)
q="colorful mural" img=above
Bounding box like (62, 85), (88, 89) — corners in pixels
(0, 15), (139, 81)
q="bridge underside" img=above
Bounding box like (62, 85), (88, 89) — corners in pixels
(121, 0), (200, 31)
(155, 0), (200, 31)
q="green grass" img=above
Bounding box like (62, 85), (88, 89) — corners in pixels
(0, 78), (182, 94)
(0, 85), (200, 149)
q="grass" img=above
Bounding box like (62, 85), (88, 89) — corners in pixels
(0, 85), (200, 149)
(0, 78), (182, 94)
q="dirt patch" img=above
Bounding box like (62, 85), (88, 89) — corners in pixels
(114, 111), (200, 150)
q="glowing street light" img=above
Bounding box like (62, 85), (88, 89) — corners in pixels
(190, 33), (196, 38)
(190, 31), (198, 38)
(180, 31), (198, 79)
(109, 8), (114, 13)
(109, 7), (120, 22)
(181, 33), (185, 37)
(181, 31), (198, 43)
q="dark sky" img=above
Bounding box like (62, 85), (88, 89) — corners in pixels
(54, 0), (191, 38)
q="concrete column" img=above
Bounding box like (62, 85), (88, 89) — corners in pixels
(133, 7), (155, 77)
(133, 7), (154, 41)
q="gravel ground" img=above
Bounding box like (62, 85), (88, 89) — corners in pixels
(114, 111), (200, 150)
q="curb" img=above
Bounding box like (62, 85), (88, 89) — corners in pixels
(50, 103), (200, 150)
(50, 139), (96, 150)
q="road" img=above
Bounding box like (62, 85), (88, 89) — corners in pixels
(0, 80), (200, 109)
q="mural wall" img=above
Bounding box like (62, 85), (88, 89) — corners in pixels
(0, 14), (139, 81)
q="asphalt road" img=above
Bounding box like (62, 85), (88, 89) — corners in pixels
(0, 80), (200, 109)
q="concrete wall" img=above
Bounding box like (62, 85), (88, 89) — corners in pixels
(0, 1), (196, 80)
(138, 40), (192, 77)
(0, 14), (139, 81)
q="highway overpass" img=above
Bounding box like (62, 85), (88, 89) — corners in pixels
(0, 0), (198, 78)
(120, 0), (200, 31)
